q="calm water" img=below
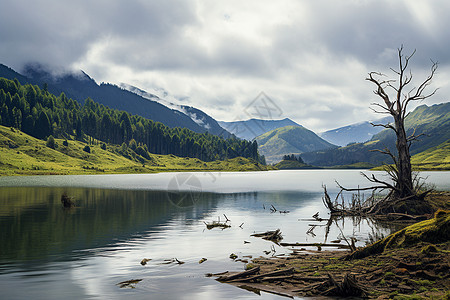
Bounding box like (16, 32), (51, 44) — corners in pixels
(0, 170), (448, 300)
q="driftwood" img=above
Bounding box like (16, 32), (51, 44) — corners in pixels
(322, 273), (367, 297)
(204, 220), (231, 230)
(229, 267), (295, 283)
(117, 279), (142, 288)
(205, 271), (228, 277)
(269, 204), (290, 214)
(386, 213), (428, 221)
(280, 242), (351, 249)
(160, 258), (185, 265)
(236, 283), (295, 298)
(251, 229), (283, 243)
(217, 266), (260, 282)
(61, 193), (75, 208)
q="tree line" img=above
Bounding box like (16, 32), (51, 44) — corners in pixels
(0, 77), (263, 163)
(282, 154), (304, 163)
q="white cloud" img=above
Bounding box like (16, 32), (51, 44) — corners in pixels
(1, 0), (449, 132)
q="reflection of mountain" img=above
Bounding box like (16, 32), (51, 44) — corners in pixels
(0, 187), (221, 268)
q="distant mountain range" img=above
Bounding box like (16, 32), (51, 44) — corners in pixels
(255, 125), (336, 164)
(218, 118), (302, 140)
(1, 62), (447, 169)
(319, 116), (392, 146)
(302, 102), (450, 167)
(0, 63), (231, 137)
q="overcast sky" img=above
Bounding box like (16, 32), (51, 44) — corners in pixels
(1, 0), (449, 132)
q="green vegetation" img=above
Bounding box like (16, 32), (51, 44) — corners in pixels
(0, 125), (270, 175)
(301, 102), (450, 169)
(410, 139), (450, 170)
(347, 210), (450, 260)
(255, 125), (335, 164)
(0, 77), (263, 165)
(236, 209), (450, 298)
(275, 154), (315, 169)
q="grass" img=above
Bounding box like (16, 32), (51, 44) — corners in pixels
(0, 126), (272, 176)
(410, 139), (450, 170)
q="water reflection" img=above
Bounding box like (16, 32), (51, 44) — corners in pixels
(0, 188), (223, 266)
(0, 186), (406, 299)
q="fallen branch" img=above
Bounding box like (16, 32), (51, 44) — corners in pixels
(280, 242), (351, 249)
(117, 279), (143, 288)
(322, 273), (367, 297)
(217, 266), (260, 282)
(229, 267), (295, 283)
(251, 229), (283, 243)
(204, 220), (231, 230)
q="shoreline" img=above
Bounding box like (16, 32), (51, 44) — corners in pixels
(215, 241), (449, 299)
(213, 208), (450, 299)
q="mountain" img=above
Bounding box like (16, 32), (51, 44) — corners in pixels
(121, 83), (231, 138)
(0, 77), (260, 163)
(255, 125), (336, 164)
(301, 102), (450, 167)
(0, 63), (207, 133)
(218, 118), (302, 140)
(320, 116), (392, 146)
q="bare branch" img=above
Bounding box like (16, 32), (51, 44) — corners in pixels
(366, 72), (394, 112)
(370, 122), (397, 133)
(335, 180), (386, 192)
(371, 103), (392, 114)
(402, 61), (439, 117)
(360, 172), (398, 192)
(370, 148), (397, 165)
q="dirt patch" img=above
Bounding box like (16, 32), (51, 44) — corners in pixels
(215, 243), (449, 299)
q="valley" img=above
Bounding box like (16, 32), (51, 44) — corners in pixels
(0, 64), (449, 173)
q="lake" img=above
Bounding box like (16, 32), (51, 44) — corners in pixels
(0, 170), (448, 299)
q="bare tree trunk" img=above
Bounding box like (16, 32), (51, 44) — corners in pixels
(394, 115), (413, 199)
(330, 47), (438, 215)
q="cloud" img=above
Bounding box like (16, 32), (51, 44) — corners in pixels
(1, 0), (449, 132)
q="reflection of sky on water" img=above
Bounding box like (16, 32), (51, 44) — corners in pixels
(0, 170), (448, 193)
(0, 170), (448, 299)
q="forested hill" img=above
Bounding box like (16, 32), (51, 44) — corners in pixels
(0, 64), (205, 133)
(0, 77), (261, 162)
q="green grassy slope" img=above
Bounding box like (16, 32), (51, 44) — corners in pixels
(410, 139), (450, 170)
(256, 125), (335, 164)
(302, 102), (450, 168)
(0, 126), (270, 176)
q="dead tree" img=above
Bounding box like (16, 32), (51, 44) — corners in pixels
(336, 46), (438, 215)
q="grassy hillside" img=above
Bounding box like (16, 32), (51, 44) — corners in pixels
(410, 139), (450, 170)
(302, 102), (450, 168)
(256, 125), (335, 164)
(0, 126), (270, 176)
